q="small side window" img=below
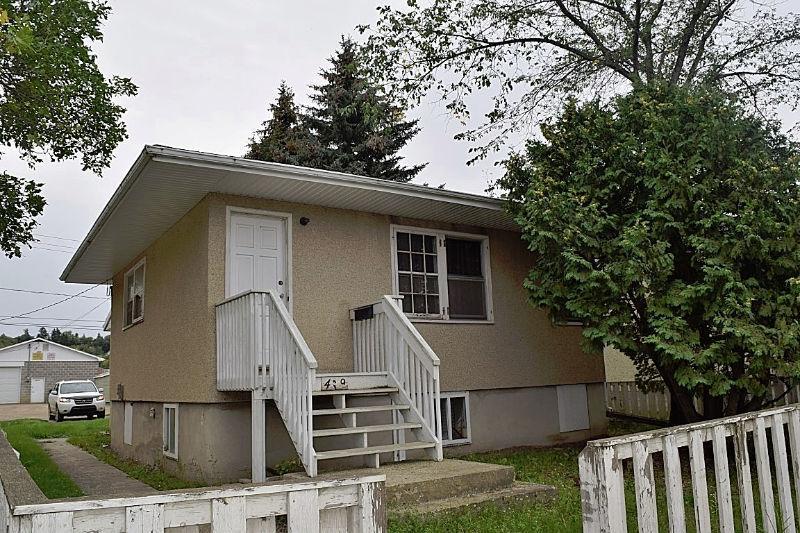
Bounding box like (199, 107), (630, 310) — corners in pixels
(123, 258), (146, 328)
(439, 392), (471, 446)
(163, 404), (178, 459)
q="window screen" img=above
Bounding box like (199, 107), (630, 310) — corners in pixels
(124, 261), (145, 327)
(440, 393), (471, 445)
(445, 238), (486, 319)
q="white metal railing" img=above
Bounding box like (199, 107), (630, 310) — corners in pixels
(580, 403), (800, 533)
(216, 291), (318, 477)
(7, 475), (386, 532)
(351, 295), (443, 461)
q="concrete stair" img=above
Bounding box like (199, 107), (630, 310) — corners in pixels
(312, 372), (437, 469)
(314, 459), (556, 516)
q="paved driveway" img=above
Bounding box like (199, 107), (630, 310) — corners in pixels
(0, 403), (49, 421)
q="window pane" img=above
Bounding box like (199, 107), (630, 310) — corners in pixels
(398, 274), (411, 293)
(411, 233), (424, 252)
(133, 295), (143, 320)
(446, 238), (483, 277)
(413, 295), (427, 314)
(424, 235), (436, 253)
(126, 273), (135, 299)
(426, 276), (438, 294)
(425, 254), (437, 273)
(447, 279), (486, 319)
(397, 252), (410, 272)
(401, 296), (412, 313)
(439, 399), (450, 441)
(411, 253), (424, 272)
(427, 295), (439, 314)
(125, 301), (133, 326)
(134, 265), (145, 293)
(397, 232), (410, 251)
(411, 275), (425, 294)
(450, 397), (467, 440)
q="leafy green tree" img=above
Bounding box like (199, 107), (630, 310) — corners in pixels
(363, 0), (800, 159)
(16, 328), (31, 342)
(36, 327), (48, 340)
(499, 85), (800, 422)
(0, 0), (136, 257)
(304, 37), (425, 182)
(245, 82), (314, 165)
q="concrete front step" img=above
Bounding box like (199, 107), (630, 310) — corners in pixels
(391, 481), (557, 515)
(315, 372), (388, 392)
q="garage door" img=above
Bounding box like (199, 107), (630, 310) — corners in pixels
(0, 368), (21, 404)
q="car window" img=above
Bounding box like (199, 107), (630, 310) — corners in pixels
(59, 382), (97, 394)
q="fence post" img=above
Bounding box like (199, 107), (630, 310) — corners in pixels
(579, 446), (627, 533)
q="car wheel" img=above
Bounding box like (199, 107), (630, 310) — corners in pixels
(56, 413), (64, 422)
(98, 412), (106, 419)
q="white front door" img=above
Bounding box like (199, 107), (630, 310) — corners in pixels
(30, 378), (45, 403)
(227, 212), (288, 304)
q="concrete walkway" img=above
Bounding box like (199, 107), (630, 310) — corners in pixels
(39, 438), (155, 496)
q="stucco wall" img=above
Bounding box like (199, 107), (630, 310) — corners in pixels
(111, 192), (604, 403)
(207, 194), (604, 391)
(109, 196), (244, 404)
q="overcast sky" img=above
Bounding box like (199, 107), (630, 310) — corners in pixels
(1, 1), (798, 339)
(0, 1), (507, 337)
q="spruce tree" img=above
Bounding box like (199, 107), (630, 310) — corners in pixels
(245, 82), (313, 166)
(304, 37), (424, 182)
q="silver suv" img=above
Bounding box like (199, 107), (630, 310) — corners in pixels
(47, 380), (106, 422)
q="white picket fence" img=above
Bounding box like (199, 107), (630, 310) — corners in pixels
(606, 380), (800, 423)
(3, 475), (386, 532)
(580, 403), (800, 532)
(606, 382), (671, 422)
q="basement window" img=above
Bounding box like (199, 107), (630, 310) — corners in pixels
(123, 258), (146, 328)
(392, 226), (493, 322)
(163, 404), (178, 459)
(439, 392), (471, 446)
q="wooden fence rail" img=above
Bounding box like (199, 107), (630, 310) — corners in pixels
(580, 403), (800, 533)
(5, 475), (386, 533)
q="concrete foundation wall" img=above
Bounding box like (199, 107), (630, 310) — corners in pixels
(113, 383), (607, 483)
(110, 400), (298, 484)
(20, 361), (101, 404)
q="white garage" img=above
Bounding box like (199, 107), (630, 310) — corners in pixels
(0, 365), (22, 404)
(0, 338), (102, 404)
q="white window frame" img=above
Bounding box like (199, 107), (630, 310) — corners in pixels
(163, 403), (179, 460)
(123, 258), (146, 329)
(390, 225), (494, 323)
(440, 391), (471, 446)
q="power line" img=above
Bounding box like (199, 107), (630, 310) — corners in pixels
(0, 287), (108, 300)
(0, 322), (107, 331)
(29, 246), (74, 254)
(2, 282), (108, 320)
(31, 240), (76, 250)
(62, 299), (109, 329)
(32, 233), (81, 242)
(0, 316), (105, 322)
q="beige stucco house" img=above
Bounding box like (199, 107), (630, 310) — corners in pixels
(61, 145), (606, 483)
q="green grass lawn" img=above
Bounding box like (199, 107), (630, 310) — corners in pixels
(0, 418), (201, 499)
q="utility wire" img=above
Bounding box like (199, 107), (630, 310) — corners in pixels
(29, 246), (74, 254)
(32, 233), (81, 242)
(1, 282), (108, 320)
(61, 299), (109, 329)
(0, 322), (106, 331)
(0, 287), (108, 300)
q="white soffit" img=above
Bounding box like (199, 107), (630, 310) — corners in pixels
(61, 145), (517, 284)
